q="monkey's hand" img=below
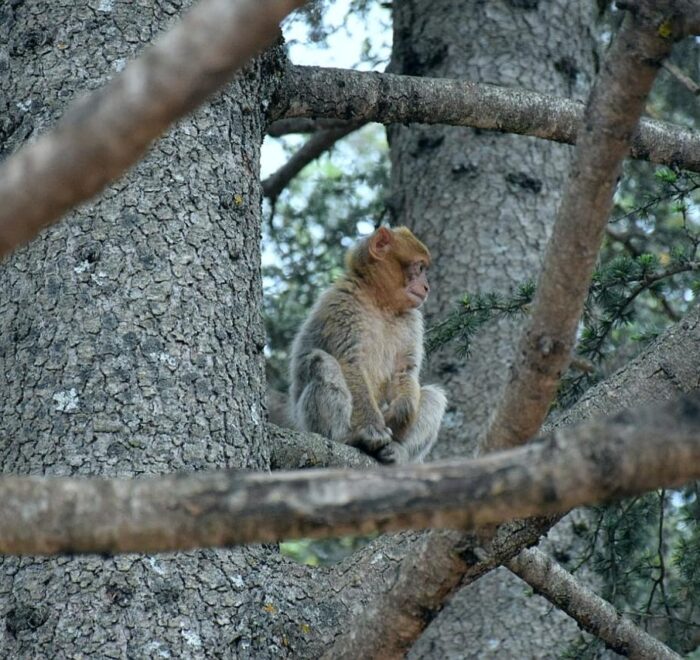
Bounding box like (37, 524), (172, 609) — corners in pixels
(376, 441), (409, 465)
(351, 422), (393, 453)
(384, 395), (417, 434)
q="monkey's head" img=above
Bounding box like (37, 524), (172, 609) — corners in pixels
(347, 226), (431, 312)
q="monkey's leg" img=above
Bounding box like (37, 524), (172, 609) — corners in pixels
(296, 350), (352, 443)
(377, 384), (447, 464)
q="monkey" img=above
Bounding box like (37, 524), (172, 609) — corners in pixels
(289, 226), (447, 464)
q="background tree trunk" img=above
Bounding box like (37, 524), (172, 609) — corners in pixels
(390, 0), (597, 457)
(389, 1), (602, 656)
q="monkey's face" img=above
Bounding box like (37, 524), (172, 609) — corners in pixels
(404, 260), (430, 308)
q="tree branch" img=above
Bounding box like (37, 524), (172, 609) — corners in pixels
(0, 0), (305, 259)
(605, 227), (682, 322)
(482, 3), (676, 451)
(507, 548), (681, 659)
(268, 424), (376, 470)
(0, 394), (699, 556)
(663, 61), (700, 95)
(271, 65), (700, 173)
(261, 122), (363, 202)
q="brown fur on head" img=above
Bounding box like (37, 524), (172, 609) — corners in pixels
(346, 226), (431, 312)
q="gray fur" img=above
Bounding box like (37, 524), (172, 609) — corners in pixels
(289, 277), (446, 464)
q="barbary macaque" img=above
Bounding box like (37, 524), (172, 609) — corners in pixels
(289, 226), (446, 464)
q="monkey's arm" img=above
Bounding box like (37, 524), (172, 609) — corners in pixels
(383, 351), (421, 438)
(378, 384), (447, 464)
(383, 371), (420, 438)
(339, 360), (393, 453)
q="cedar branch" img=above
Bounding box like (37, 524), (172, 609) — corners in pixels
(262, 122), (363, 202)
(0, 393), (698, 556)
(508, 548), (681, 660)
(271, 65), (700, 173)
(482, 4), (677, 451)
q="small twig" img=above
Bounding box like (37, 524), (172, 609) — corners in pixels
(611, 177), (700, 226)
(645, 490), (665, 615)
(584, 261), (700, 359)
(262, 122), (363, 202)
(625, 263), (699, 305)
(605, 227), (683, 322)
(570, 509), (606, 574)
(663, 60), (700, 95)
(646, 488), (675, 632)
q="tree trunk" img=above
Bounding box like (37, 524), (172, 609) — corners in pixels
(0, 3), (321, 656)
(389, 1), (602, 656)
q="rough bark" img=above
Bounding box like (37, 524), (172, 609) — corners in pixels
(269, 65), (700, 173)
(0, 393), (697, 556)
(0, 0), (303, 259)
(268, 424), (375, 470)
(0, 3), (340, 658)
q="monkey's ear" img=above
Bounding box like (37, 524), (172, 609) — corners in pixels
(369, 227), (393, 260)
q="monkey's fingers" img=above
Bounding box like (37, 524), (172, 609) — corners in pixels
(376, 441), (409, 465)
(352, 423), (393, 452)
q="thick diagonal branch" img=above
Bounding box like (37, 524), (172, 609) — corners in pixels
(0, 0), (304, 259)
(482, 5), (677, 451)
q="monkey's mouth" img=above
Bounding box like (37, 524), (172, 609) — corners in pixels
(407, 290), (427, 307)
